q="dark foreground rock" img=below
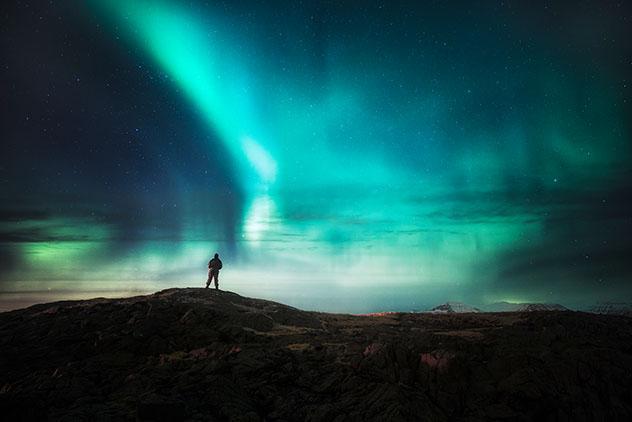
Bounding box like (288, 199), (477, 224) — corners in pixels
(1, 288), (632, 421)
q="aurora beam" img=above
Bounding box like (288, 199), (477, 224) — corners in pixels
(91, 0), (277, 188)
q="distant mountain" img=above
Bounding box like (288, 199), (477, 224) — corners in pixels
(587, 302), (632, 317)
(428, 301), (481, 313)
(484, 302), (568, 312)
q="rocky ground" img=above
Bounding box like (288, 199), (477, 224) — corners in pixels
(1, 288), (632, 421)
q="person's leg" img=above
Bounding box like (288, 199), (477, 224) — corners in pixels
(214, 271), (219, 289)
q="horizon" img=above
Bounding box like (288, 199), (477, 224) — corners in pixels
(1, 1), (631, 313)
(0, 286), (600, 314)
(0, 283), (626, 315)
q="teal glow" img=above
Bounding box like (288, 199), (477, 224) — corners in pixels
(1, 1), (630, 313)
(92, 0), (276, 188)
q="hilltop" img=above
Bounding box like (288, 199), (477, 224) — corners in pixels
(1, 288), (632, 421)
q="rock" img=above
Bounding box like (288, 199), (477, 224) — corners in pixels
(420, 349), (454, 371)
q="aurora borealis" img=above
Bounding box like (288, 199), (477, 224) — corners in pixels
(1, 1), (631, 312)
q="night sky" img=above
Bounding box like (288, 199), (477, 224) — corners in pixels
(1, 0), (631, 312)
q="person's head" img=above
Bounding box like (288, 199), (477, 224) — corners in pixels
(214, 253), (219, 258)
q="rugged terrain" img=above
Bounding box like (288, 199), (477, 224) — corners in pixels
(1, 288), (632, 421)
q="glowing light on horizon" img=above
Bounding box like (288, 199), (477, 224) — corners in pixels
(241, 194), (278, 244)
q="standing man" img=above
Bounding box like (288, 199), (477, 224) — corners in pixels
(206, 253), (223, 289)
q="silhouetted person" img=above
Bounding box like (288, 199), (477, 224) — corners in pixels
(206, 253), (223, 289)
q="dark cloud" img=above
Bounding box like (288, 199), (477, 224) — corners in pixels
(0, 210), (50, 222)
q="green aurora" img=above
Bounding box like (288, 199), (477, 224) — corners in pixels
(1, 0), (631, 312)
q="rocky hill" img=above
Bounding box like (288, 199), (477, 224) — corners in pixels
(1, 288), (632, 421)
(427, 302), (481, 313)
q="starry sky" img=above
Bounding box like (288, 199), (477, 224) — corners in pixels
(1, 0), (631, 312)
